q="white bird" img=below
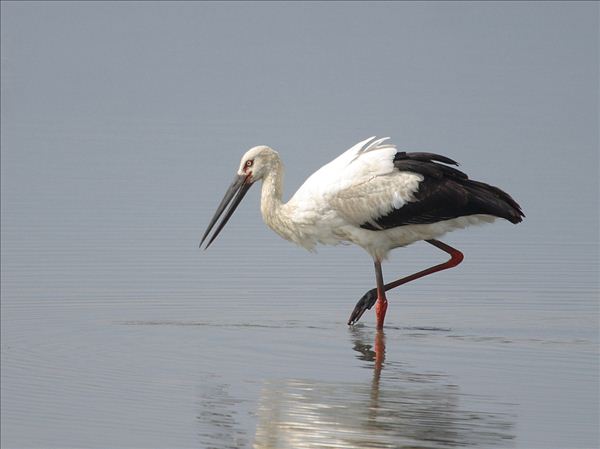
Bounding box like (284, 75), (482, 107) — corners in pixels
(201, 137), (524, 328)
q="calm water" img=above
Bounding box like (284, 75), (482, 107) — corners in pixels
(2, 3), (598, 449)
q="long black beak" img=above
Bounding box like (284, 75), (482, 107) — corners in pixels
(200, 174), (253, 249)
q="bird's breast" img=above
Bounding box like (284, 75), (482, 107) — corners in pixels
(262, 201), (347, 251)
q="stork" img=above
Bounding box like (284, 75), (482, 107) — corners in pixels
(201, 137), (524, 329)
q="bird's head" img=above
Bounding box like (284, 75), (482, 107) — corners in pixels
(200, 145), (279, 249)
(236, 145), (279, 183)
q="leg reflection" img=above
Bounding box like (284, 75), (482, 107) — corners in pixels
(374, 329), (385, 378)
(369, 329), (385, 421)
(349, 326), (386, 418)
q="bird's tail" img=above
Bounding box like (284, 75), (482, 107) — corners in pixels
(463, 179), (524, 224)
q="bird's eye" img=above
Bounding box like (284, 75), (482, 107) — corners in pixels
(246, 160), (253, 167)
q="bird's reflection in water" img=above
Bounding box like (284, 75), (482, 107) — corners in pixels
(254, 327), (514, 449)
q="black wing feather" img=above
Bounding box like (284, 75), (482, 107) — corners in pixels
(360, 152), (524, 230)
(395, 151), (459, 167)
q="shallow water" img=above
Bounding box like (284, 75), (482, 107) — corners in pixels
(1, 201), (598, 448)
(2, 3), (599, 449)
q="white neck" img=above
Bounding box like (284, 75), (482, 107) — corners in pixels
(259, 160), (292, 240)
(260, 161), (284, 220)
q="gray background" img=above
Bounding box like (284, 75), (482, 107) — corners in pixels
(1, 2), (598, 448)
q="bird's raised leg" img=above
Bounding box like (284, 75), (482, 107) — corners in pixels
(348, 239), (464, 325)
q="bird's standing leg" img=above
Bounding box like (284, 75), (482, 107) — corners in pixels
(348, 239), (464, 325)
(374, 259), (387, 330)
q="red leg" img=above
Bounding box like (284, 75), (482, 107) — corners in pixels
(374, 260), (387, 330)
(348, 239), (464, 325)
(383, 239), (464, 292)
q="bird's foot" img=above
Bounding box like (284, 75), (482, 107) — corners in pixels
(347, 288), (377, 325)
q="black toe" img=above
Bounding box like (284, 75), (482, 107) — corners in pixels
(348, 288), (377, 325)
